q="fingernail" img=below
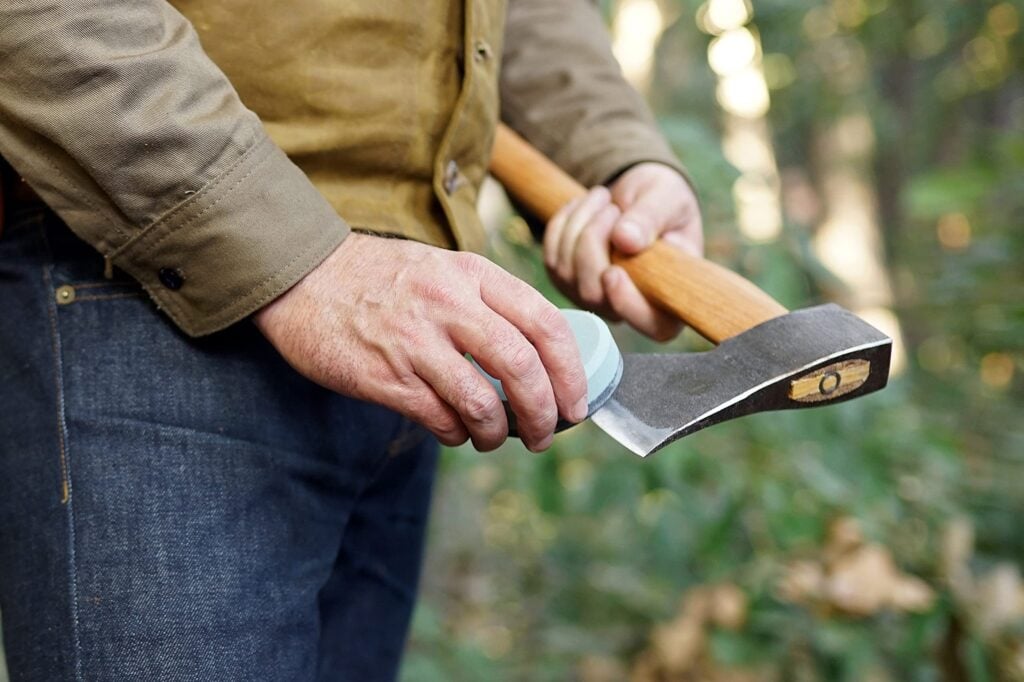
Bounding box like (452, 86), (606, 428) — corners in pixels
(618, 220), (646, 249)
(572, 396), (590, 422)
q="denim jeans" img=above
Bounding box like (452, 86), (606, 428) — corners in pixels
(0, 207), (438, 681)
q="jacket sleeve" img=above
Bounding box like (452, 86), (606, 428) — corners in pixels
(0, 0), (349, 336)
(500, 0), (688, 189)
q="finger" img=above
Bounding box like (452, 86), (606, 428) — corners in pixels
(447, 307), (560, 451)
(612, 189), (695, 255)
(411, 346), (510, 451)
(478, 272), (589, 425)
(392, 379), (470, 447)
(544, 196), (582, 270)
(573, 203), (619, 309)
(601, 265), (683, 342)
(555, 187), (613, 282)
(661, 205), (705, 257)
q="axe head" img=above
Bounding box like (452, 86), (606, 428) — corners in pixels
(590, 304), (892, 456)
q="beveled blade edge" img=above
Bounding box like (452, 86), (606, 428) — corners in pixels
(590, 397), (671, 457)
(591, 336), (892, 457)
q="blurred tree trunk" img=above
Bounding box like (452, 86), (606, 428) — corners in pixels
(810, 107), (906, 370)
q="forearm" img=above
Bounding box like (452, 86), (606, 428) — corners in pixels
(0, 0), (347, 336)
(500, 0), (688, 188)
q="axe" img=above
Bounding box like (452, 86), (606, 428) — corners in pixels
(487, 124), (892, 456)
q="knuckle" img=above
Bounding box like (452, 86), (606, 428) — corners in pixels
(405, 392), (443, 422)
(428, 408), (461, 435)
(524, 409), (557, 435)
(534, 304), (569, 340)
(453, 251), (488, 276)
(404, 392), (468, 444)
(508, 343), (540, 378)
(432, 419), (467, 445)
(414, 278), (459, 307)
(535, 302), (563, 328)
(461, 388), (503, 424)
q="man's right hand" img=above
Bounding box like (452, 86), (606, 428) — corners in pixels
(253, 233), (590, 452)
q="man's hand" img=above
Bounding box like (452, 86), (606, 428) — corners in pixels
(253, 233), (589, 452)
(543, 162), (703, 341)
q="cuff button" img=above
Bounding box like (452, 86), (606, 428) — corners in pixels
(158, 267), (185, 290)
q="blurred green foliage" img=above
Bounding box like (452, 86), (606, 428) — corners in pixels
(404, 0), (1024, 679)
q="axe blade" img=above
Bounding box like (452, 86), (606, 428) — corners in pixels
(590, 304), (892, 457)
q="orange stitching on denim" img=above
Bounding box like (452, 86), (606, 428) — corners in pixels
(74, 293), (145, 302)
(42, 266), (72, 504)
(66, 281), (137, 290)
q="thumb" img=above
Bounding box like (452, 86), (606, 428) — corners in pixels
(610, 197), (675, 255)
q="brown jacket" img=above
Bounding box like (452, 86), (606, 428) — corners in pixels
(0, 0), (682, 336)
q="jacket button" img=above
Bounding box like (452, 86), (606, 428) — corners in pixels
(473, 39), (493, 63)
(158, 267), (185, 290)
(443, 160), (462, 194)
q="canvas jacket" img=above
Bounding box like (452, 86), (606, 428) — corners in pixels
(0, 0), (684, 337)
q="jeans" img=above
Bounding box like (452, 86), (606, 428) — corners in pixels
(0, 206), (438, 681)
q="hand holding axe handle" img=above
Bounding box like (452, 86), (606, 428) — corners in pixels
(489, 123), (892, 456)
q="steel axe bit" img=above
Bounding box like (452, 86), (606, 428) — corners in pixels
(488, 124), (893, 456)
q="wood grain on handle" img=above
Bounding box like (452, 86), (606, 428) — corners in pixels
(489, 123), (788, 344)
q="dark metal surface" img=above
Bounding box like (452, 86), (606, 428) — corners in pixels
(591, 304), (892, 456)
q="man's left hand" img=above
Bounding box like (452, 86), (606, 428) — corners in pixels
(543, 162), (703, 341)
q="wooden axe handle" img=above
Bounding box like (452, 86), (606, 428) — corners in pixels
(489, 123), (788, 344)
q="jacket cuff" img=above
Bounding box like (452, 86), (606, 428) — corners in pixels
(110, 135), (349, 337)
(560, 120), (690, 190)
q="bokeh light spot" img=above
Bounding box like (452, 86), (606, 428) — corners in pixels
(708, 27), (758, 77)
(908, 15), (948, 59)
(705, 0), (751, 33)
(980, 352), (1015, 389)
(988, 3), (1020, 38)
(716, 66), (771, 117)
(936, 212), (972, 251)
(803, 6), (838, 40)
(612, 0), (665, 86)
(834, 0), (868, 29)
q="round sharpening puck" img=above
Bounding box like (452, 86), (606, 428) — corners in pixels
(472, 309), (623, 435)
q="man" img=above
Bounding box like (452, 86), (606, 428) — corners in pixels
(0, 0), (702, 679)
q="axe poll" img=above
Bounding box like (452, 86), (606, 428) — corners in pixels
(488, 123), (892, 456)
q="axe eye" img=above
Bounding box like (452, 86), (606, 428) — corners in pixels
(789, 359), (871, 404)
